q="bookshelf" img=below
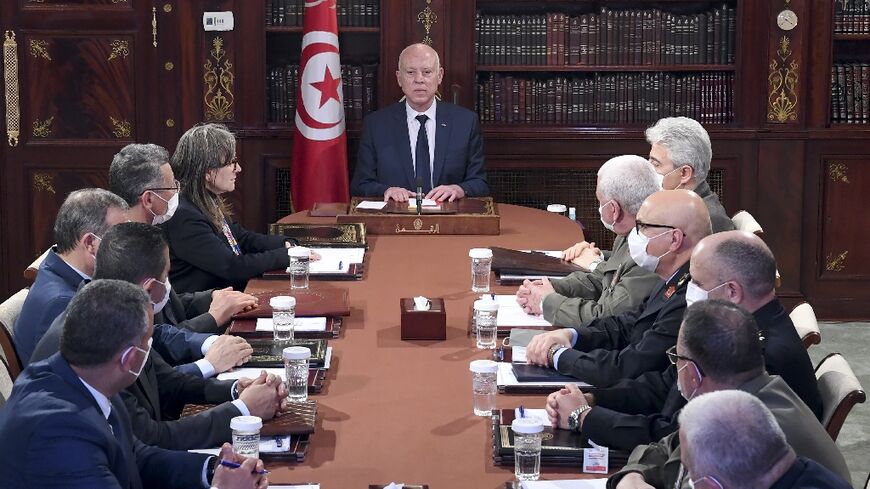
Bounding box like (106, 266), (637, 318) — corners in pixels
(831, 1), (870, 124)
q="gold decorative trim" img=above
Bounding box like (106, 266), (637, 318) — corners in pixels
(32, 172), (56, 194)
(165, 118), (175, 127)
(164, 61), (174, 71)
(29, 39), (51, 61)
(32, 116), (54, 138)
(152, 7), (158, 48)
(203, 37), (235, 121)
(110, 116), (131, 138)
(395, 220), (440, 234)
(4, 31), (20, 147)
(825, 251), (848, 272)
(767, 36), (798, 123)
(417, 1), (438, 46)
(164, 3), (173, 13)
(107, 40), (129, 61)
(112, 0), (129, 3)
(499, 427), (570, 451)
(828, 162), (850, 183)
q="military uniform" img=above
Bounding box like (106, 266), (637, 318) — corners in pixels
(542, 235), (660, 328)
(554, 262), (691, 388)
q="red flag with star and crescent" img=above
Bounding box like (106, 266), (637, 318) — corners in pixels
(291, 0), (348, 211)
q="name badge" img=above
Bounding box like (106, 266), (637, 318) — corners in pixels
(583, 441), (609, 474)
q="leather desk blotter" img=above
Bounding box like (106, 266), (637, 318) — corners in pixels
(232, 288), (350, 319)
(181, 400), (317, 436)
(491, 409), (629, 468)
(269, 222), (367, 248)
(242, 339), (328, 368)
(228, 317), (342, 339)
(308, 202), (349, 217)
(510, 363), (582, 384)
(338, 197), (500, 235)
(262, 262), (365, 281)
(490, 247), (587, 277)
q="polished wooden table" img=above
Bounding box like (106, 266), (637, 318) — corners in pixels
(245, 204), (597, 487)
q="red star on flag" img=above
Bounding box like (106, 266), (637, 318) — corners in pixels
(310, 65), (341, 108)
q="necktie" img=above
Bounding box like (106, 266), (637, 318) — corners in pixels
(415, 114), (432, 193)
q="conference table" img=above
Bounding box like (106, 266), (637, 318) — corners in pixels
(245, 204), (603, 487)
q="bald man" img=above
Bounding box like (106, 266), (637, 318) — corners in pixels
(524, 190), (712, 388)
(540, 231), (823, 451)
(351, 43), (488, 202)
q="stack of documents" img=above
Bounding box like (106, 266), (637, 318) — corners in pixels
(307, 248), (366, 274)
(491, 295), (553, 328)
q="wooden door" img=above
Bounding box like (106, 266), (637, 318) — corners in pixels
(0, 0), (160, 297)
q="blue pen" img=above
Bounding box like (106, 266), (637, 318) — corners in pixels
(219, 459), (269, 475)
(519, 405), (525, 418)
(338, 260), (343, 270)
(490, 293), (495, 300)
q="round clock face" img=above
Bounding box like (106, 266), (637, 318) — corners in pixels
(777, 9), (798, 31)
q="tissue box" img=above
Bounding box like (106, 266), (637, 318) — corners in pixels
(400, 298), (446, 340)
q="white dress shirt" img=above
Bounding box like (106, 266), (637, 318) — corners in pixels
(406, 100), (437, 189)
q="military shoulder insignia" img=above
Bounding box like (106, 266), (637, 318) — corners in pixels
(664, 285), (676, 299)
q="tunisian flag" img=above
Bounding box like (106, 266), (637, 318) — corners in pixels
(291, 0), (349, 211)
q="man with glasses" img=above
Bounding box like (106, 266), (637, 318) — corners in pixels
(351, 43), (489, 202)
(109, 143), (258, 334)
(525, 189), (711, 388)
(678, 391), (852, 489)
(604, 300), (850, 489)
(541, 231), (822, 451)
(14, 188), (128, 364)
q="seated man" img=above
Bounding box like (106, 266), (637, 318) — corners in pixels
(544, 231), (822, 451)
(645, 116), (735, 233)
(524, 190), (711, 388)
(0, 280), (266, 489)
(679, 391), (851, 489)
(31, 225), (283, 450)
(599, 300), (850, 489)
(110, 142), (258, 333)
(14, 188), (128, 364)
(516, 155), (661, 327)
(350, 43), (488, 202)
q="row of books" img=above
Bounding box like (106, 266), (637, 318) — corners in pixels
(265, 0), (380, 27)
(831, 63), (870, 123)
(476, 72), (734, 125)
(475, 6), (737, 66)
(267, 64), (378, 124)
(834, 0), (870, 34)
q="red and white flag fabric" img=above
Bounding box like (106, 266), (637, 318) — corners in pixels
(291, 0), (349, 211)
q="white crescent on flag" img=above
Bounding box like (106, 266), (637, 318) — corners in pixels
(295, 31), (346, 141)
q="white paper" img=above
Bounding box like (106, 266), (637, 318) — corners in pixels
(512, 346), (528, 363)
(520, 250), (565, 259)
(499, 273), (568, 282)
(408, 198), (438, 207)
(520, 479), (607, 489)
(490, 295), (553, 328)
(188, 436), (291, 456)
(269, 486), (320, 489)
(383, 484), (404, 489)
(256, 317), (328, 332)
(356, 200), (387, 210)
(514, 407), (552, 427)
(308, 247), (366, 274)
(496, 362), (591, 389)
(215, 347), (332, 381)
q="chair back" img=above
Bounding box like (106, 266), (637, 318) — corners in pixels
(0, 288), (28, 381)
(789, 302), (822, 349)
(23, 246), (52, 283)
(815, 352), (866, 440)
(731, 210), (764, 234)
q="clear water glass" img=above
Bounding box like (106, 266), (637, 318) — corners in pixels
(230, 415), (262, 459)
(270, 296), (295, 343)
(470, 359), (498, 416)
(474, 300), (499, 350)
(289, 255), (310, 289)
(469, 248), (493, 293)
(283, 346), (310, 403)
(514, 431), (543, 481)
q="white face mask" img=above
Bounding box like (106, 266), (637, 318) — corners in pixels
(627, 227), (674, 273)
(122, 337), (153, 378)
(685, 281), (728, 308)
(148, 191), (179, 225)
(656, 165), (685, 190)
(677, 361), (701, 401)
(150, 277), (171, 314)
(598, 200), (616, 232)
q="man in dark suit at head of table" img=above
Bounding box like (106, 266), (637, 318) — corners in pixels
(645, 116), (735, 234)
(350, 43), (489, 202)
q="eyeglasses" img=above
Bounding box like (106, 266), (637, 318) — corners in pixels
(145, 179), (180, 193)
(666, 345), (705, 377)
(635, 219), (677, 235)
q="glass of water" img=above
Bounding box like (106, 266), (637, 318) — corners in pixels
(230, 415), (262, 459)
(474, 299), (499, 349)
(469, 248), (493, 293)
(283, 346), (310, 403)
(511, 417), (544, 481)
(288, 246), (311, 289)
(546, 203), (567, 217)
(469, 359), (498, 416)
(270, 296), (296, 343)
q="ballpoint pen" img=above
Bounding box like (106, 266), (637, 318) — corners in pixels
(518, 405), (525, 418)
(338, 260), (343, 270)
(219, 459), (269, 475)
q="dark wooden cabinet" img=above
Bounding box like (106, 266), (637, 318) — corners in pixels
(1, 0), (869, 318)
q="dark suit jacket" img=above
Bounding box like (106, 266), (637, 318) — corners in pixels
(31, 308), (209, 378)
(555, 262), (691, 388)
(0, 353), (208, 489)
(162, 197), (291, 293)
(694, 181), (735, 233)
(581, 299), (824, 450)
(120, 350), (239, 450)
(13, 248), (83, 365)
(770, 457), (853, 489)
(350, 101), (489, 197)
(156, 289), (219, 333)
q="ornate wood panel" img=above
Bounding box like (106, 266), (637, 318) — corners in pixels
(818, 157), (870, 279)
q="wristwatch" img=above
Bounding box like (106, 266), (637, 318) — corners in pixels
(567, 404), (593, 432)
(547, 344), (562, 367)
